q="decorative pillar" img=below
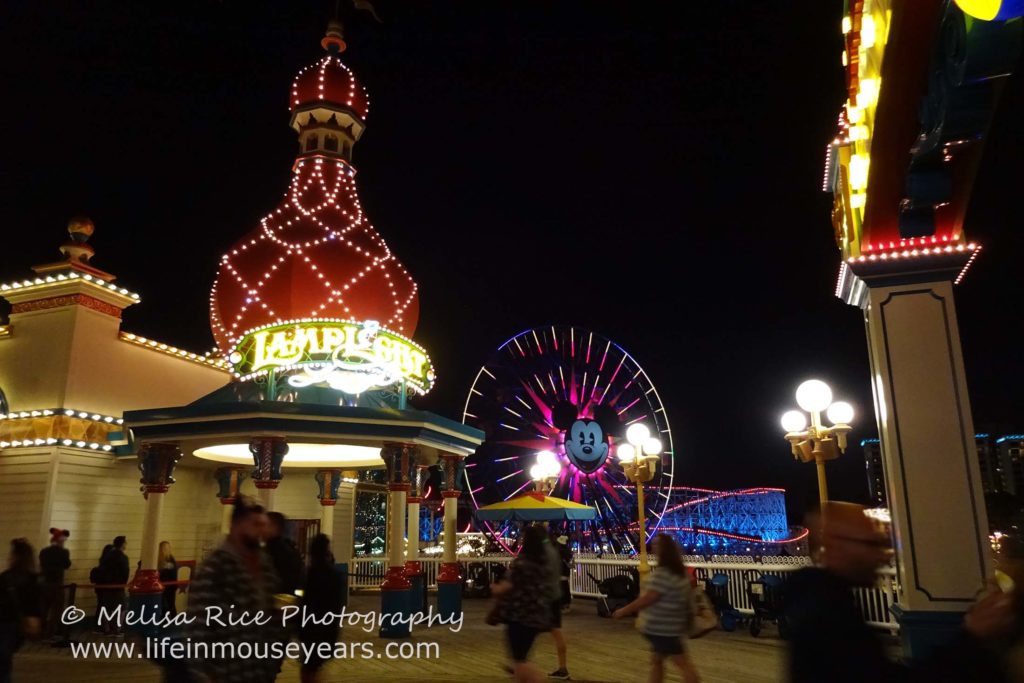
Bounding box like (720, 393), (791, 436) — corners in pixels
(250, 436), (287, 510)
(861, 278), (990, 657)
(128, 442), (181, 635)
(315, 469), (342, 541)
(436, 453), (465, 621)
(405, 463), (428, 614)
(379, 443), (414, 638)
(214, 467), (248, 535)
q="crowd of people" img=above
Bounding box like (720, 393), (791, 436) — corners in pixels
(5, 498), (1024, 682)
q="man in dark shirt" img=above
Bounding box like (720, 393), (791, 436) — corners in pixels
(98, 536), (130, 635)
(38, 528), (71, 639)
(264, 512), (303, 596)
(187, 498), (282, 683)
(786, 501), (1014, 683)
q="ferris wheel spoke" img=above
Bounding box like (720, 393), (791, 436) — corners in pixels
(504, 478), (534, 500)
(464, 325), (674, 552)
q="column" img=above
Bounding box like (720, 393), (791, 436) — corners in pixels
(436, 453), (465, 621)
(379, 443), (413, 638)
(405, 463), (427, 614)
(128, 442), (181, 636)
(863, 278), (990, 658)
(214, 467), (248, 535)
(315, 469), (342, 541)
(250, 436), (287, 510)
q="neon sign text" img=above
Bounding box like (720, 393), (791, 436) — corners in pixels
(231, 320), (433, 395)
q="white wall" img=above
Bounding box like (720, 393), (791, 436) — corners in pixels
(0, 449), (53, 547)
(46, 455), (223, 610)
(0, 301), (229, 417)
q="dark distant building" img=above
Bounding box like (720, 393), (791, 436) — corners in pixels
(975, 434), (1004, 494)
(862, 439), (887, 508)
(996, 435), (1024, 496)
(863, 434), (1003, 507)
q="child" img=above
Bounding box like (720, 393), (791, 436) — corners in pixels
(613, 534), (701, 683)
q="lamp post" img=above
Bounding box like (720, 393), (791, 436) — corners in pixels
(529, 450), (562, 493)
(781, 379), (854, 506)
(616, 423), (662, 581)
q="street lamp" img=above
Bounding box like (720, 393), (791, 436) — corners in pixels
(529, 450), (562, 493)
(617, 422), (662, 581)
(781, 379), (854, 505)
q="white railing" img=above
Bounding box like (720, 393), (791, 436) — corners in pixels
(348, 553), (900, 632)
(571, 553), (899, 632)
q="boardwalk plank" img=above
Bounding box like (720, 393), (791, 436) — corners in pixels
(14, 595), (786, 682)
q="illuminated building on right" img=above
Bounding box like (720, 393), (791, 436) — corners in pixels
(862, 433), (1018, 507)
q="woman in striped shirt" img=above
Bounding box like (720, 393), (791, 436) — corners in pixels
(613, 534), (701, 683)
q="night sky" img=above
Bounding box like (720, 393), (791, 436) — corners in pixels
(2, 2), (1022, 522)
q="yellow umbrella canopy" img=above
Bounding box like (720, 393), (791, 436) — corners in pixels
(475, 492), (597, 522)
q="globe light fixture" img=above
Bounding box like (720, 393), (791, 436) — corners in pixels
(795, 379), (833, 413)
(617, 422), (662, 582)
(781, 380), (855, 504)
(826, 401), (855, 426)
(536, 450), (558, 467)
(530, 450), (562, 493)
(617, 443), (637, 463)
(781, 410), (808, 433)
(626, 422), (651, 446)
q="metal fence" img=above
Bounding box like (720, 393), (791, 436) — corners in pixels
(349, 553), (900, 632)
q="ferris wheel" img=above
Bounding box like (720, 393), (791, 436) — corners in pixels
(462, 325), (674, 553)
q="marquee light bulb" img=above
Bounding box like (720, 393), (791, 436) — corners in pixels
(781, 410), (808, 433)
(795, 380), (833, 413)
(626, 423), (650, 447)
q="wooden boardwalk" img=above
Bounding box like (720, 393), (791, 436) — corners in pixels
(14, 595), (787, 682)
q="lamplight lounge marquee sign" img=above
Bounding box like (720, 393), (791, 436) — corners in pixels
(230, 319), (434, 396)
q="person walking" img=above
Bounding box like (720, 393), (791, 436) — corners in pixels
(265, 512), (304, 597)
(544, 530), (570, 679)
(492, 525), (554, 683)
(299, 534), (341, 683)
(99, 536), (129, 635)
(187, 498), (282, 683)
(613, 534), (701, 683)
(157, 541), (179, 617)
(556, 534), (573, 611)
(0, 538), (41, 683)
(785, 501), (1015, 683)
(90, 544), (113, 633)
(38, 528), (70, 640)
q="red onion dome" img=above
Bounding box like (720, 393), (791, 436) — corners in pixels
(290, 54), (369, 121)
(209, 156), (419, 353)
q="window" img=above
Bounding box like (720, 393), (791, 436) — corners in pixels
(324, 135), (339, 152)
(305, 135), (318, 151)
(0, 386), (6, 415)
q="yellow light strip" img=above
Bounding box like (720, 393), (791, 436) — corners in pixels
(0, 271), (140, 301)
(0, 437), (113, 452)
(0, 408), (123, 424)
(120, 332), (231, 370)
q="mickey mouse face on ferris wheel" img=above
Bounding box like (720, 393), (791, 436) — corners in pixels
(552, 402), (619, 474)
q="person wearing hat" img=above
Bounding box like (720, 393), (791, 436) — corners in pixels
(38, 528), (70, 641)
